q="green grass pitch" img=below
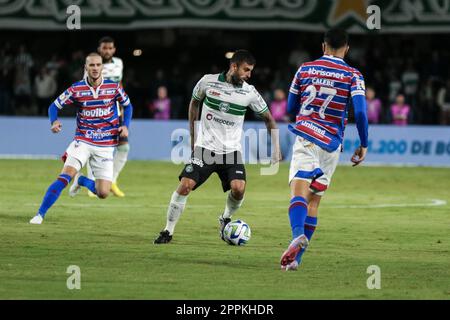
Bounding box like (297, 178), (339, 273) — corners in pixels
(0, 159), (449, 299)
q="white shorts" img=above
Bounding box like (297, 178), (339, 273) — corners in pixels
(289, 136), (341, 196)
(64, 140), (114, 181)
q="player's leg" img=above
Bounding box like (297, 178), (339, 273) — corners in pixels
(85, 161), (96, 197)
(71, 144), (115, 198)
(31, 141), (90, 224)
(111, 139), (129, 197)
(217, 152), (247, 240)
(280, 137), (320, 268)
(30, 164), (78, 224)
(294, 193), (321, 266)
(154, 148), (214, 244)
(291, 145), (340, 268)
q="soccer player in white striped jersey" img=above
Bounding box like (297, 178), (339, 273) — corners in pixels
(85, 36), (129, 197)
(154, 50), (282, 244)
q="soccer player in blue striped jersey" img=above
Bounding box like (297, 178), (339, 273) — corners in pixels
(280, 28), (369, 271)
(29, 53), (133, 225)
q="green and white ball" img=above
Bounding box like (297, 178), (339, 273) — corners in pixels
(223, 220), (251, 246)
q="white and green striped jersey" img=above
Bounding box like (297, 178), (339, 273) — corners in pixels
(192, 73), (268, 154)
(102, 57), (123, 83)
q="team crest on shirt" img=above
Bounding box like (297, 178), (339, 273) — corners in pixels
(185, 164), (194, 173)
(219, 102), (230, 113)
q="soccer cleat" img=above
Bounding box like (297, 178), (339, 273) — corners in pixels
(87, 190), (97, 198)
(68, 173), (81, 198)
(281, 260), (299, 271)
(280, 234), (309, 267)
(111, 183), (125, 197)
(29, 214), (44, 225)
(154, 230), (172, 244)
(218, 215), (231, 242)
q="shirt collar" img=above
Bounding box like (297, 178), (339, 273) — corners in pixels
(322, 54), (345, 62)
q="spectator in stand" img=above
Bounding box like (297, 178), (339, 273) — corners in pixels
(388, 70), (402, 104)
(390, 94), (411, 126)
(270, 88), (289, 122)
(437, 79), (450, 125)
(149, 86), (171, 120)
(34, 66), (57, 116)
(366, 87), (382, 124)
(13, 45), (34, 114)
(0, 43), (14, 115)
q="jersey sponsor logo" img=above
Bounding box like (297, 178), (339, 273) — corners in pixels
(300, 120), (326, 136)
(100, 89), (116, 95)
(85, 128), (113, 140)
(80, 91), (92, 97)
(219, 102), (230, 113)
(206, 113), (236, 127)
(307, 67), (346, 80)
(189, 158), (204, 167)
(81, 107), (113, 117)
(209, 90), (221, 97)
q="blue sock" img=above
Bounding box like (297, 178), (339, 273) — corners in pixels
(78, 176), (97, 194)
(38, 174), (72, 217)
(289, 196), (308, 239)
(296, 216), (318, 264)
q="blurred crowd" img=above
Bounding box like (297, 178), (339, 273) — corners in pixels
(1, 32), (449, 126)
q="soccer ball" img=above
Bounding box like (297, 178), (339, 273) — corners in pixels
(223, 220), (251, 246)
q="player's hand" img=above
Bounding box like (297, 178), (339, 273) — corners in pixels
(51, 120), (62, 133)
(118, 126), (129, 138)
(351, 146), (367, 167)
(271, 148), (282, 165)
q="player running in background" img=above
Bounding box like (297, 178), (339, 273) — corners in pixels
(29, 53), (133, 225)
(280, 28), (369, 270)
(85, 36), (128, 197)
(154, 50), (281, 244)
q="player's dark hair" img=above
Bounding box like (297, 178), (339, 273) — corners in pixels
(324, 28), (349, 49)
(230, 50), (256, 66)
(99, 36), (115, 46)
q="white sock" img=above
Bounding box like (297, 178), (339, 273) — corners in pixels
(165, 191), (188, 235)
(86, 162), (95, 180)
(113, 144), (130, 183)
(223, 192), (244, 219)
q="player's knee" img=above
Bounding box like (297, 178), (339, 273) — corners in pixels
(178, 179), (196, 196)
(97, 190), (109, 199)
(230, 181), (245, 199)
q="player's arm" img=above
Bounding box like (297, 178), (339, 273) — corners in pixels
(250, 87), (282, 163)
(260, 110), (282, 163)
(116, 84), (133, 138)
(350, 72), (369, 167)
(48, 103), (61, 133)
(188, 98), (201, 152)
(48, 87), (76, 133)
(190, 75), (207, 151)
(287, 67), (303, 118)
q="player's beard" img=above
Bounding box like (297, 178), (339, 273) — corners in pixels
(230, 72), (244, 86)
(102, 56), (113, 64)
